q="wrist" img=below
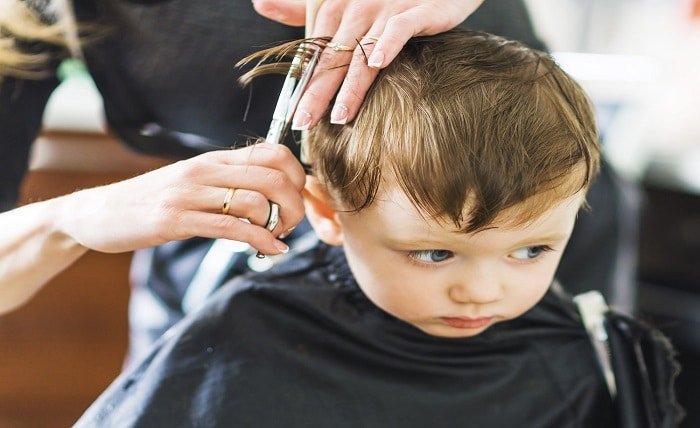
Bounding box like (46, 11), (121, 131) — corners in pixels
(48, 191), (91, 255)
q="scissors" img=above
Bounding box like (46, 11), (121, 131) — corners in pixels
(256, 42), (322, 258)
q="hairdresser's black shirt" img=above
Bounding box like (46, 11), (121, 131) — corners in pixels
(76, 244), (614, 427)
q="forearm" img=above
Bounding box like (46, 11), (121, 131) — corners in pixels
(0, 144), (307, 314)
(0, 196), (88, 315)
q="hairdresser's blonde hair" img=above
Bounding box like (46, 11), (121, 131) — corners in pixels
(243, 30), (600, 232)
(0, 0), (78, 78)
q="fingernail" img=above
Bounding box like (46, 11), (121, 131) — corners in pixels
(278, 225), (296, 239)
(274, 240), (289, 254)
(368, 50), (384, 68)
(330, 104), (348, 125)
(291, 110), (312, 130)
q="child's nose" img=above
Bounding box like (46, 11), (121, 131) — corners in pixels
(448, 267), (504, 304)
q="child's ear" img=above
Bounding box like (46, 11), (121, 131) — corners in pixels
(303, 176), (344, 246)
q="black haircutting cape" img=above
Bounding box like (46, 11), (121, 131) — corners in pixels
(76, 244), (614, 427)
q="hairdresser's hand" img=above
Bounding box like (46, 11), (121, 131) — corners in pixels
(57, 143), (305, 255)
(253, 0), (484, 128)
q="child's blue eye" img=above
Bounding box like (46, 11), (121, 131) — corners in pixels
(409, 249), (454, 263)
(510, 245), (553, 261)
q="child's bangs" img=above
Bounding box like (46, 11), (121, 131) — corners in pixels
(384, 131), (591, 234)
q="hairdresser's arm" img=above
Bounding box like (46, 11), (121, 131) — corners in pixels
(253, 0), (485, 127)
(0, 144), (305, 315)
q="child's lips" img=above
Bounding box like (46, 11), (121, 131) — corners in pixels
(440, 316), (494, 329)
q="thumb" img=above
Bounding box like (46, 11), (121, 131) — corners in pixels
(252, 0), (306, 26)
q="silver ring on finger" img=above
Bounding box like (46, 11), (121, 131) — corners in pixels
(255, 201), (281, 260)
(265, 201), (280, 232)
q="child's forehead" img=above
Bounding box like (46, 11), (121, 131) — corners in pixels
(368, 185), (584, 237)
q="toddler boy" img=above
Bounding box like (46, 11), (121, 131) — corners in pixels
(76, 30), (674, 427)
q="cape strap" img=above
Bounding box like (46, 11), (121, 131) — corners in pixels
(574, 290), (618, 398)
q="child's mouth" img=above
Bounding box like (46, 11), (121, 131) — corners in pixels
(440, 316), (494, 329)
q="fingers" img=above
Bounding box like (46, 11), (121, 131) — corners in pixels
(366, 12), (420, 71)
(310, 0), (346, 39)
(187, 145), (306, 235)
(220, 186), (300, 237)
(295, 0), (485, 128)
(179, 173), (303, 237)
(252, 0), (306, 26)
(331, 30), (382, 123)
(192, 165), (304, 228)
(290, 46), (352, 130)
(190, 186), (277, 230)
(212, 143), (306, 191)
(292, 0), (376, 130)
(176, 211), (290, 255)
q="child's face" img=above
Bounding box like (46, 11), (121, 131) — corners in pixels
(335, 187), (585, 338)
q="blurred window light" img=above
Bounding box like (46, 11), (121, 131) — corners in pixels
(552, 52), (663, 179)
(552, 52), (661, 106)
(552, 52), (661, 83)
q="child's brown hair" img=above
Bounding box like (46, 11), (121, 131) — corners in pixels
(243, 29), (599, 232)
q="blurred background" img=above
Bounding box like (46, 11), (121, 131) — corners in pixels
(528, 1), (700, 426)
(0, 0), (698, 426)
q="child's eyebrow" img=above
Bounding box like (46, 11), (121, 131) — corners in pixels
(383, 230), (570, 249)
(383, 236), (453, 248)
(509, 233), (570, 248)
